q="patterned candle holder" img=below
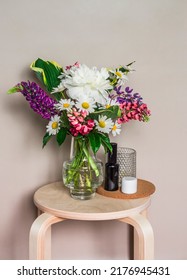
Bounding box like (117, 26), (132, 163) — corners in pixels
(117, 147), (136, 187)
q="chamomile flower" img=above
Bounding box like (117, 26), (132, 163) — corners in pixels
(55, 99), (74, 111)
(46, 115), (61, 135)
(109, 68), (128, 86)
(95, 115), (114, 134)
(75, 96), (96, 113)
(111, 121), (121, 136)
(103, 97), (118, 109)
(115, 69), (128, 85)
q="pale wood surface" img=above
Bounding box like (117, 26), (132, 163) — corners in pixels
(33, 181), (151, 221)
(30, 181), (154, 260)
(120, 213), (154, 259)
(29, 213), (65, 260)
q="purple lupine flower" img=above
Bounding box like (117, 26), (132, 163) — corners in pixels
(114, 85), (124, 95)
(17, 81), (58, 120)
(114, 86), (143, 104)
(112, 85), (151, 123)
(125, 87), (133, 94)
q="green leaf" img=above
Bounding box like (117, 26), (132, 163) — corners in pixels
(56, 128), (67, 146)
(42, 132), (52, 148)
(61, 111), (70, 129)
(88, 132), (101, 154)
(109, 105), (121, 118)
(53, 92), (63, 101)
(7, 85), (22, 94)
(30, 58), (62, 93)
(89, 105), (120, 120)
(143, 115), (150, 122)
(126, 61), (136, 67)
(119, 61), (135, 73)
(99, 133), (112, 153)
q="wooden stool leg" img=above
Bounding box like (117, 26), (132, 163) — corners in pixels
(119, 214), (154, 260)
(29, 213), (65, 260)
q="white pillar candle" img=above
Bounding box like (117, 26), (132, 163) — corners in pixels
(121, 177), (137, 194)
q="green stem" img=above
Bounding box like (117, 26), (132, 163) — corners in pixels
(64, 137), (101, 190)
(82, 146), (99, 177)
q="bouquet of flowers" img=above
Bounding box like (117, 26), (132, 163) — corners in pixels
(8, 58), (150, 199)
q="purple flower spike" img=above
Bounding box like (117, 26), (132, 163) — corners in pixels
(114, 86), (124, 95)
(114, 85), (144, 105)
(125, 87), (133, 93)
(17, 81), (58, 120)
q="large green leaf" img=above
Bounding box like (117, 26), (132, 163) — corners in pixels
(42, 132), (52, 148)
(99, 133), (112, 153)
(89, 105), (121, 120)
(56, 128), (68, 146)
(88, 132), (101, 154)
(30, 58), (62, 93)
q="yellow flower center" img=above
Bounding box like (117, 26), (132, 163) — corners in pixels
(52, 122), (58, 129)
(116, 71), (122, 78)
(99, 120), (106, 128)
(106, 104), (111, 109)
(82, 102), (90, 109)
(112, 124), (117, 131)
(63, 103), (70, 108)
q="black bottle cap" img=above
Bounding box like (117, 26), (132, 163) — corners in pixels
(108, 142), (117, 164)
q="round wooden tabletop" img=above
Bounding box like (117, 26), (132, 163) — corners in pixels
(33, 181), (152, 221)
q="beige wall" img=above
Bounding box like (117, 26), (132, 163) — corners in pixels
(1, 0), (187, 259)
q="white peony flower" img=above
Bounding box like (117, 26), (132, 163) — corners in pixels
(61, 64), (112, 104)
(51, 82), (65, 93)
(46, 115), (61, 135)
(95, 115), (114, 134)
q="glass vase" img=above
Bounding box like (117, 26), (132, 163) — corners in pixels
(62, 137), (103, 200)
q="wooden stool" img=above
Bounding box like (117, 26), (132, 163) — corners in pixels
(29, 180), (155, 260)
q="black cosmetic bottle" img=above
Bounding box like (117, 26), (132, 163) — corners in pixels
(104, 142), (119, 191)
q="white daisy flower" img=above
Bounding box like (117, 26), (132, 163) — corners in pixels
(75, 96), (96, 113)
(95, 115), (114, 134)
(55, 99), (74, 111)
(109, 68), (128, 86)
(46, 115), (61, 135)
(103, 97), (118, 109)
(111, 121), (121, 136)
(51, 82), (65, 93)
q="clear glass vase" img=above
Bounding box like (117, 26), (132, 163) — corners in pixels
(62, 137), (103, 200)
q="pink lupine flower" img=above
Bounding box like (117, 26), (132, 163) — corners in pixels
(81, 125), (89, 135)
(77, 116), (84, 123)
(75, 123), (82, 131)
(73, 111), (79, 117)
(71, 120), (79, 125)
(70, 128), (79, 136)
(81, 110), (88, 118)
(87, 119), (95, 128)
(118, 101), (150, 123)
(65, 61), (80, 71)
(68, 109), (95, 136)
